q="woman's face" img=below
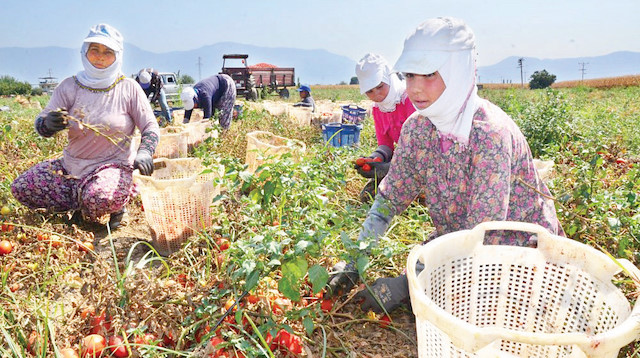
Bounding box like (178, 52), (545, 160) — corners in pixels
(86, 43), (116, 69)
(365, 82), (390, 103)
(405, 72), (446, 110)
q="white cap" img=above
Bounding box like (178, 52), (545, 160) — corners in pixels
(181, 87), (196, 110)
(393, 17), (475, 75)
(138, 70), (151, 84)
(83, 23), (123, 53)
(355, 53), (388, 94)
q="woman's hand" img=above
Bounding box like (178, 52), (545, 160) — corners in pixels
(43, 109), (70, 132)
(134, 150), (154, 176)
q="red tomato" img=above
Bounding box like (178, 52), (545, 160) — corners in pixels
(195, 324), (211, 343)
(209, 336), (225, 356)
(373, 157), (383, 162)
(216, 238), (230, 251)
(60, 347), (80, 358)
(272, 220), (280, 226)
(108, 335), (129, 358)
(362, 164), (371, 171)
(81, 334), (106, 358)
(27, 330), (41, 355)
(245, 294), (259, 304)
(89, 310), (111, 335)
(355, 158), (366, 166)
(1, 223), (14, 232)
(134, 332), (157, 345)
(378, 314), (392, 328)
(0, 240), (13, 255)
(320, 298), (334, 312)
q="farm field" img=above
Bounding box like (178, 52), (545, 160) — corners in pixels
(1, 84), (640, 357)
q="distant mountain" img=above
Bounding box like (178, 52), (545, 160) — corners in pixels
(1, 42), (639, 86)
(0, 42), (355, 86)
(478, 51), (640, 84)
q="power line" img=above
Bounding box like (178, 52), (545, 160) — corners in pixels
(517, 58), (525, 88)
(579, 62), (588, 81)
(196, 57), (203, 80)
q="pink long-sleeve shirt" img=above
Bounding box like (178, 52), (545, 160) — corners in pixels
(372, 93), (416, 150)
(38, 77), (159, 178)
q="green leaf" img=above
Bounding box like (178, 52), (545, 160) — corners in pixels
(245, 270), (261, 291)
(308, 265), (329, 295)
(278, 256), (308, 301)
(278, 274), (301, 301)
(303, 316), (314, 336)
(356, 256), (370, 275)
(263, 181), (276, 205)
(249, 188), (261, 203)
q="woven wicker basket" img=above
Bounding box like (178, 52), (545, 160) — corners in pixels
(133, 158), (221, 256)
(245, 131), (306, 173)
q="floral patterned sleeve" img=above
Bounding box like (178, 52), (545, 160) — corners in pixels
(463, 123), (512, 228)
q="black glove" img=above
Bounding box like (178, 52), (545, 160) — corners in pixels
(354, 274), (409, 313)
(134, 150), (154, 176)
(325, 261), (360, 298)
(43, 110), (69, 133)
(355, 161), (390, 179)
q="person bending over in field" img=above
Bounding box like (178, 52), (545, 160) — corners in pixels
(180, 74), (237, 130)
(136, 68), (172, 127)
(326, 17), (565, 314)
(353, 53), (416, 202)
(292, 85), (316, 112)
(11, 23), (159, 230)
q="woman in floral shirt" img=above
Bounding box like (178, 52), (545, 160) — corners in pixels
(327, 17), (564, 313)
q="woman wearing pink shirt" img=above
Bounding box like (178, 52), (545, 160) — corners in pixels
(11, 24), (159, 230)
(354, 53), (416, 202)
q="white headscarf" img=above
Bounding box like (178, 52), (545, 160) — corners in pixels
(416, 50), (480, 143)
(356, 53), (406, 112)
(75, 24), (124, 89)
(377, 72), (405, 113)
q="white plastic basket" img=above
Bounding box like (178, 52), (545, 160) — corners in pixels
(407, 221), (640, 358)
(132, 126), (188, 159)
(133, 158), (222, 256)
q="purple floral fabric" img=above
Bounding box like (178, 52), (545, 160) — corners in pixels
(11, 159), (135, 221)
(378, 100), (564, 245)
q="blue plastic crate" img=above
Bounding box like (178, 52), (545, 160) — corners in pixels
(322, 122), (362, 147)
(341, 105), (367, 124)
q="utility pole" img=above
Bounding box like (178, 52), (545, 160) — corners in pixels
(579, 62), (588, 82)
(518, 58), (525, 88)
(196, 57), (203, 80)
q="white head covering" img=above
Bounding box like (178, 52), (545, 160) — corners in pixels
(76, 23), (124, 89)
(138, 70), (152, 84)
(394, 17), (480, 144)
(181, 87), (196, 110)
(355, 53), (406, 113)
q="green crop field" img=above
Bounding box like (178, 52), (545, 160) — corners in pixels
(1, 85), (640, 357)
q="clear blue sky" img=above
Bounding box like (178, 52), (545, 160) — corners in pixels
(3, 0), (640, 67)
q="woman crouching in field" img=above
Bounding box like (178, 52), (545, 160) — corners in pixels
(11, 23), (159, 230)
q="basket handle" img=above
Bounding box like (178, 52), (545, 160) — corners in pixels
(469, 221), (554, 244)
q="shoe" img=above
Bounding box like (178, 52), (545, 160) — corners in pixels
(108, 208), (127, 230)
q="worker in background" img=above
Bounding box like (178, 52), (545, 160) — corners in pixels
(180, 73), (237, 130)
(353, 53), (416, 202)
(293, 85), (316, 112)
(136, 68), (172, 127)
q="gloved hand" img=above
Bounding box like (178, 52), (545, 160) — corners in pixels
(43, 109), (69, 133)
(134, 150), (154, 176)
(354, 274), (410, 313)
(355, 160), (390, 179)
(325, 261), (360, 298)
